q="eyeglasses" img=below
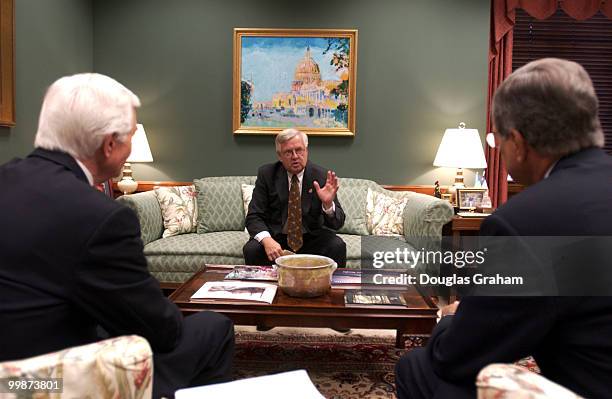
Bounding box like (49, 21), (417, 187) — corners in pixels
(280, 148), (306, 158)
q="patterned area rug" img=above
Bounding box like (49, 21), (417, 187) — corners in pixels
(233, 328), (428, 399)
(233, 328), (540, 399)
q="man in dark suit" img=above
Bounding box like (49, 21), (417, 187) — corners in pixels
(396, 58), (612, 398)
(243, 128), (346, 266)
(0, 73), (234, 398)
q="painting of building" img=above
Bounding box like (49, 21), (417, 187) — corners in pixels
(234, 31), (356, 135)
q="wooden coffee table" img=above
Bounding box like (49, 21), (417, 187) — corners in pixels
(169, 265), (438, 348)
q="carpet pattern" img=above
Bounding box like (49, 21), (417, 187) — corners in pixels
(233, 329), (540, 399)
(234, 330), (428, 399)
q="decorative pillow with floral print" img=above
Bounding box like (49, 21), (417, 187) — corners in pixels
(241, 184), (255, 217)
(154, 185), (198, 238)
(241, 184), (255, 233)
(366, 188), (409, 236)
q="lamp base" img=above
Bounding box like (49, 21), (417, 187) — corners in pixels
(117, 162), (138, 195)
(447, 168), (466, 206)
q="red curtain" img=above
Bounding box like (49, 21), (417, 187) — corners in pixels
(485, 0), (612, 208)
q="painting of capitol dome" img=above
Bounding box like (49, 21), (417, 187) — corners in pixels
(233, 29), (357, 136)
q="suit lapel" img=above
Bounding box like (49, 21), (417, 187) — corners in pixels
(301, 163), (313, 215)
(275, 163), (289, 224)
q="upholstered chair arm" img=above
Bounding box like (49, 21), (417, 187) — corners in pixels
(0, 335), (153, 399)
(402, 192), (454, 247)
(117, 191), (164, 245)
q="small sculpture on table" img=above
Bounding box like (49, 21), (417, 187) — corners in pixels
(434, 181), (442, 199)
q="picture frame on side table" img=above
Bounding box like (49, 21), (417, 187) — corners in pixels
(233, 28), (358, 136)
(457, 188), (487, 210)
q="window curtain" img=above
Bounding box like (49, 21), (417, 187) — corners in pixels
(485, 0), (612, 208)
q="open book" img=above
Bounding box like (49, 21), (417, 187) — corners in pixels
(191, 281), (277, 304)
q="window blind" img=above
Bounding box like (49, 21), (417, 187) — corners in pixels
(513, 8), (612, 154)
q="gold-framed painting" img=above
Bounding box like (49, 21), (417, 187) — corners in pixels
(233, 28), (358, 136)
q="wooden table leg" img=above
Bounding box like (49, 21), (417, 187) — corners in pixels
(395, 328), (406, 348)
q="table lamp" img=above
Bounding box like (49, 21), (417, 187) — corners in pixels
(433, 122), (487, 194)
(117, 124), (153, 195)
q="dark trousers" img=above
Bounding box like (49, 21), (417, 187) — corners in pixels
(395, 348), (475, 399)
(243, 229), (347, 267)
(153, 311), (235, 399)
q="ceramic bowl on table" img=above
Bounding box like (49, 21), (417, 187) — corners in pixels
(274, 254), (337, 298)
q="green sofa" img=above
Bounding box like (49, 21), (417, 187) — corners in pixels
(117, 176), (454, 285)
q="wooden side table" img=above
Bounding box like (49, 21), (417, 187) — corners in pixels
(447, 216), (485, 249)
(440, 215), (486, 302)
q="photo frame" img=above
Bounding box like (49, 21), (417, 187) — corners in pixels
(456, 188), (487, 210)
(233, 28), (357, 136)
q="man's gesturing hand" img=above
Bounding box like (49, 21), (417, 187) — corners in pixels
(313, 170), (339, 209)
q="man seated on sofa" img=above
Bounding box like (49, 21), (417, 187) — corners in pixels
(243, 128), (347, 267)
(395, 58), (612, 398)
(0, 73), (234, 398)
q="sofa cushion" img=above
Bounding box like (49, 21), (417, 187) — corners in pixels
(194, 180), (246, 233)
(339, 234), (417, 270)
(366, 188), (409, 236)
(144, 231), (250, 256)
(147, 255), (248, 283)
(154, 185), (198, 238)
(337, 185), (369, 236)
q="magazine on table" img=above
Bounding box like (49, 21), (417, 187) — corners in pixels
(191, 281), (277, 304)
(224, 265), (278, 281)
(331, 269), (363, 285)
(344, 289), (408, 308)
(332, 269), (413, 287)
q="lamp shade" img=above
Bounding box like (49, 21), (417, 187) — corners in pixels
(127, 124), (153, 163)
(433, 124), (487, 169)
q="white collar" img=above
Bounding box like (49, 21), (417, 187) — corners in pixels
(543, 160), (559, 179)
(287, 169), (305, 183)
(74, 158), (94, 186)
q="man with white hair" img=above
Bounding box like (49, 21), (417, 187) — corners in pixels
(0, 73), (234, 398)
(395, 58), (612, 398)
(244, 128), (346, 267)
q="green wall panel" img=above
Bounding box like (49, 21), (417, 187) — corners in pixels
(2, 0), (489, 187)
(0, 0), (93, 163)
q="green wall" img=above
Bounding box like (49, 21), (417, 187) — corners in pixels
(1, 0), (489, 186)
(93, 0), (489, 185)
(0, 0), (93, 163)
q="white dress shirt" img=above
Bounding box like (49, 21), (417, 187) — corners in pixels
(74, 158), (94, 186)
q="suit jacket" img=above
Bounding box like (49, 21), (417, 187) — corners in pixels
(427, 148), (612, 398)
(0, 149), (182, 361)
(246, 161), (345, 237)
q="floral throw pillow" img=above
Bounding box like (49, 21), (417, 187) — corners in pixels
(241, 184), (255, 233)
(366, 188), (409, 236)
(154, 185), (198, 238)
(241, 184), (255, 216)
